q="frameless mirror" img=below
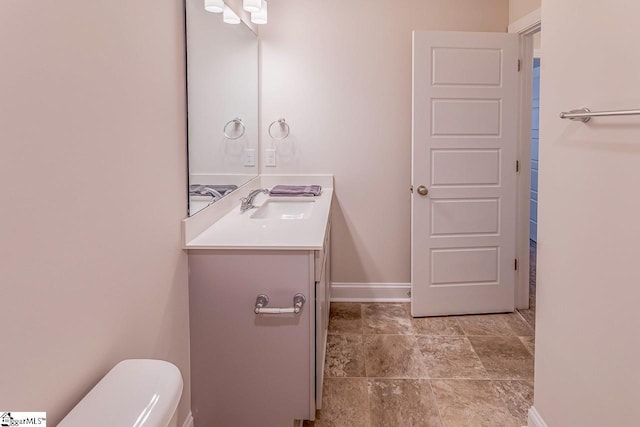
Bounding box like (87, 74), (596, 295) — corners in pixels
(186, 0), (259, 215)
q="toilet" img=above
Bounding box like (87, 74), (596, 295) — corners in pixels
(58, 359), (183, 427)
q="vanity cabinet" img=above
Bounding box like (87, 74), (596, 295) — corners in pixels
(188, 221), (331, 427)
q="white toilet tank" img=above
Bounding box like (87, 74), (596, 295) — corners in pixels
(58, 359), (183, 427)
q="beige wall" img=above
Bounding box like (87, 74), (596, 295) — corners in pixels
(535, 1), (640, 425)
(260, 0), (509, 283)
(0, 0), (190, 424)
(509, 0), (540, 24)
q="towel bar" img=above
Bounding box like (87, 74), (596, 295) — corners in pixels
(560, 107), (640, 123)
(254, 293), (306, 315)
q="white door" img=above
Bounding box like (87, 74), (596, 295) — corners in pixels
(411, 31), (519, 317)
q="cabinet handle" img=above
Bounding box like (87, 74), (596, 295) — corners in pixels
(254, 293), (306, 314)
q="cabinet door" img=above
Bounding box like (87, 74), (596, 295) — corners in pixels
(189, 250), (314, 427)
(315, 265), (327, 410)
(315, 222), (331, 410)
(324, 229), (331, 331)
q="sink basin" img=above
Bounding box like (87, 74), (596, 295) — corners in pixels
(251, 199), (315, 220)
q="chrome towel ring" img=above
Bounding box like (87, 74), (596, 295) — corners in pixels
(223, 117), (246, 140)
(268, 118), (290, 140)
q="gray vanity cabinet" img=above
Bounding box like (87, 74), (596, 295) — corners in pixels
(188, 222), (330, 427)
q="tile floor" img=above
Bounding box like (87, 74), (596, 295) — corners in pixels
(305, 304), (535, 427)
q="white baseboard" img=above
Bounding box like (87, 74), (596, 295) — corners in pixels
(528, 407), (548, 427)
(182, 411), (194, 427)
(330, 282), (411, 302)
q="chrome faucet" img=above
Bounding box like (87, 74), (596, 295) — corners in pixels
(240, 188), (269, 213)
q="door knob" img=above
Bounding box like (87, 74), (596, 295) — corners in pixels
(417, 185), (429, 196)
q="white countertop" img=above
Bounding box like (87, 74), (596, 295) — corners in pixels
(185, 186), (333, 250)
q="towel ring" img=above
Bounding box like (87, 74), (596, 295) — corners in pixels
(223, 117), (245, 140)
(268, 118), (290, 140)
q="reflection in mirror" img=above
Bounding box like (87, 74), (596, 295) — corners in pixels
(186, 0), (259, 216)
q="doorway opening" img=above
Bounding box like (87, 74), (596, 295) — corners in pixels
(517, 53), (540, 329)
(511, 11), (541, 330)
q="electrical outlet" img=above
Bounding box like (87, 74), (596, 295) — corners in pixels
(243, 148), (256, 167)
(265, 148), (276, 167)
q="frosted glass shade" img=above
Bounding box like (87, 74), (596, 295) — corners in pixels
(243, 0), (262, 13)
(223, 5), (241, 24)
(204, 0), (224, 13)
(251, 1), (267, 25)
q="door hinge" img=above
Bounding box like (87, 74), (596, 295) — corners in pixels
(516, 160), (520, 173)
(514, 258), (519, 271)
(518, 59), (521, 72)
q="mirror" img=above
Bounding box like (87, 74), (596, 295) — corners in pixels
(186, 0), (259, 216)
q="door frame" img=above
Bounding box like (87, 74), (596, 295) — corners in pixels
(509, 8), (541, 309)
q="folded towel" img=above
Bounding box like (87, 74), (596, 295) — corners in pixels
(269, 185), (322, 197)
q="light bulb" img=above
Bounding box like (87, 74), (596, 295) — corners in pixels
(223, 5), (241, 24)
(204, 0), (224, 13)
(251, 0), (267, 25)
(243, 0), (262, 13)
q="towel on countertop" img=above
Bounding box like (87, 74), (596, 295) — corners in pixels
(269, 185), (322, 197)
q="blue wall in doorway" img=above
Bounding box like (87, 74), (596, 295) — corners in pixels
(530, 58), (540, 242)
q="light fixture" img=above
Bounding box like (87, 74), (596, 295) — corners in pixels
(223, 5), (241, 24)
(243, 0), (262, 13)
(251, 0), (267, 25)
(204, 0), (224, 13)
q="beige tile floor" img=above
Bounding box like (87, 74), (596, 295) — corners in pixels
(305, 303), (535, 427)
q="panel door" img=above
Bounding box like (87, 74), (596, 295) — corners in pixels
(411, 31), (519, 316)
